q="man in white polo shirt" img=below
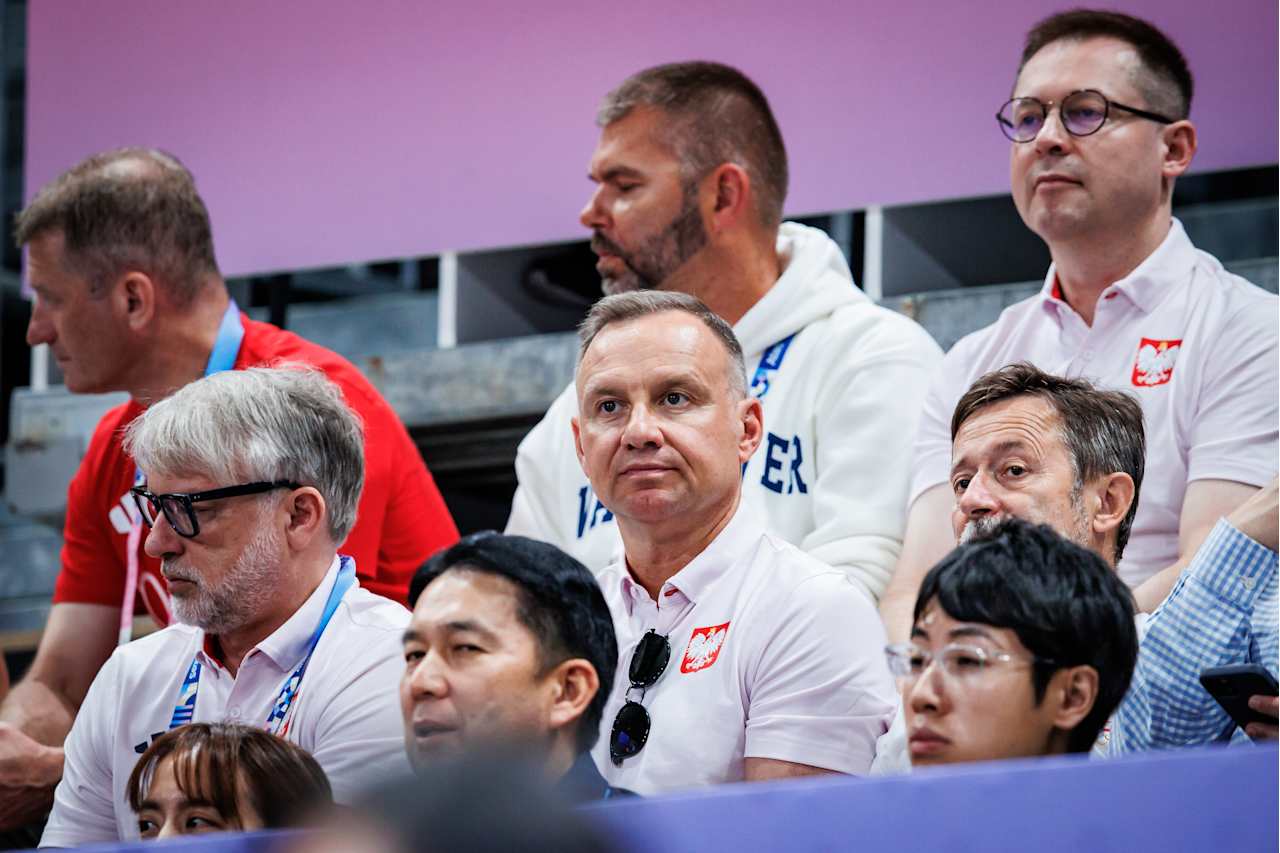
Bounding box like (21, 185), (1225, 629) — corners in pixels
(41, 367), (410, 846)
(507, 61), (941, 604)
(573, 291), (896, 795)
(880, 8), (1278, 640)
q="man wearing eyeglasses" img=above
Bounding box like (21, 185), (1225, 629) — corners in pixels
(879, 9), (1278, 642)
(3, 149), (457, 835)
(41, 367), (410, 846)
(889, 518), (1138, 767)
(572, 290), (896, 795)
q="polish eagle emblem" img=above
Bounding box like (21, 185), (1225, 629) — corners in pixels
(1131, 337), (1182, 387)
(681, 622), (731, 674)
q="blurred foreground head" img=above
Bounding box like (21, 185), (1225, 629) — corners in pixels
(295, 751), (618, 853)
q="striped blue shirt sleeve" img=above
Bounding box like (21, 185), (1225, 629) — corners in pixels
(1107, 518), (1279, 754)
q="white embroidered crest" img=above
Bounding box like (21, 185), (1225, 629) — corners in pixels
(681, 622), (730, 673)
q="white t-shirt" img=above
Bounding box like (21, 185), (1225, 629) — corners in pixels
(590, 505), (896, 795)
(909, 219), (1278, 588)
(507, 222), (942, 602)
(42, 556), (411, 847)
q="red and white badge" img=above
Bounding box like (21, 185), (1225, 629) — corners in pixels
(681, 622), (730, 674)
(1131, 337), (1182, 387)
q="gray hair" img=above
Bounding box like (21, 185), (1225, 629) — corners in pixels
(123, 365), (365, 544)
(14, 147), (221, 305)
(951, 362), (1146, 563)
(577, 291), (747, 399)
(597, 61), (788, 230)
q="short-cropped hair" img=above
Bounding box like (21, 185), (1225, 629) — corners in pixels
(15, 147), (221, 304)
(598, 61), (788, 230)
(123, 365), (365, 544)
(126, 722), (332, 829)
(951, 363), (1145, 563)
(577, 291), (747, 399)
(1019, 8), (1194, 120)
(409, 533), (618, 754)
(915, 518), (1138, 753)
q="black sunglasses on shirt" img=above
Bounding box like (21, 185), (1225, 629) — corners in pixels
(609, 629), (670, 766)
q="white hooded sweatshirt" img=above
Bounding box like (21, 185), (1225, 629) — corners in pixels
(506, 222), (942, 602)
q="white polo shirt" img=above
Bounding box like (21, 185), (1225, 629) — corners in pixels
(909, 220), (1278, 588)
(590, 505), (896, 795)
(42, 556), (411, 847)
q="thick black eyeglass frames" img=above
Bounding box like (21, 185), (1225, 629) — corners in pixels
(609, 629), (671, 766)
(130, 481), (301, 538)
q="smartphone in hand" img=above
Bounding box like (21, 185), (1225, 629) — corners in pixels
(1200, 664), (1279, 738)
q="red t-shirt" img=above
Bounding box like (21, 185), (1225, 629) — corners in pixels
(53, 315), (459, 621)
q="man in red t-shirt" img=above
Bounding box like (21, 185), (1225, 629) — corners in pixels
(0, 147), (457, 829)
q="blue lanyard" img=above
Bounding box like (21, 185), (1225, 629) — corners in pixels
(205, 298), (244, 375)
(123, 301), (246, 645)
(749, 333), (796, 400)
(168, 557), (357, 734)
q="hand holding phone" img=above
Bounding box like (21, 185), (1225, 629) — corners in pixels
(1200, 664), (1279, 740)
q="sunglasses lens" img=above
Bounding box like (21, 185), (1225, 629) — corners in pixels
(609, 700), (651, 766)
(629, 630), (671, 687)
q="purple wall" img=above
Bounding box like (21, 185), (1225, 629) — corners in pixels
(26, 1), (1278, 276)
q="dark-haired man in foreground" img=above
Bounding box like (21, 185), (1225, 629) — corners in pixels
(883, 8), (1278, 641)
(892, 518), (1138, 766)
(401, 533), (630, 801)
(873, 364), (1276, 770)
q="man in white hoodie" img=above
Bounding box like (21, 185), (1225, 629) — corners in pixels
(506, 61), (941, 602)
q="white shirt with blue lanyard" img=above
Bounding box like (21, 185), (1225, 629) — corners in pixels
(121, 300), (244, 644)
(43, 555), (412, 846)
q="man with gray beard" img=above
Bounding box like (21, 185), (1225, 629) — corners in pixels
(41, 367), (411, 847)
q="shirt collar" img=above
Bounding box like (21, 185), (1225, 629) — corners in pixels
(1039, 218), (1194, 318)
(556, 752), (613, 803)
(199, 555), (344, 673)
(616, 500), (761, 611)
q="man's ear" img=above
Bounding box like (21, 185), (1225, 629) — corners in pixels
(1160, 120), (1196, 180)
(1048, 665), (1099, 733)
(705, 163), (751, 236)
(545, 658), (599, 733)
(111, 271), (157, 332)
(282, 487), (327, 550)
(571, 415), (587, 472)
(1088, 472), (1135, 541)
(737, 396), (764, 463)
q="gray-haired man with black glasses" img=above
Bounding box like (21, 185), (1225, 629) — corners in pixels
(41, 367), (410, 846)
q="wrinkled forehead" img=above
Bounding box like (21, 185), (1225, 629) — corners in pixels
(576, 313), (727, 393)
(953, 395), (1067, 456)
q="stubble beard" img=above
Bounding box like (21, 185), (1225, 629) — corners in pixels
(166, 514), (283, 635)
(598, 183), (707, 295)
(958, 489), (1092, 550)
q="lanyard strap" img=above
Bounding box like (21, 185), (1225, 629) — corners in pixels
(748, 332), (796, 400)
(121, 300), (243, 645)
(167, 557), (357, 733)
(205, 298), (245, 375)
